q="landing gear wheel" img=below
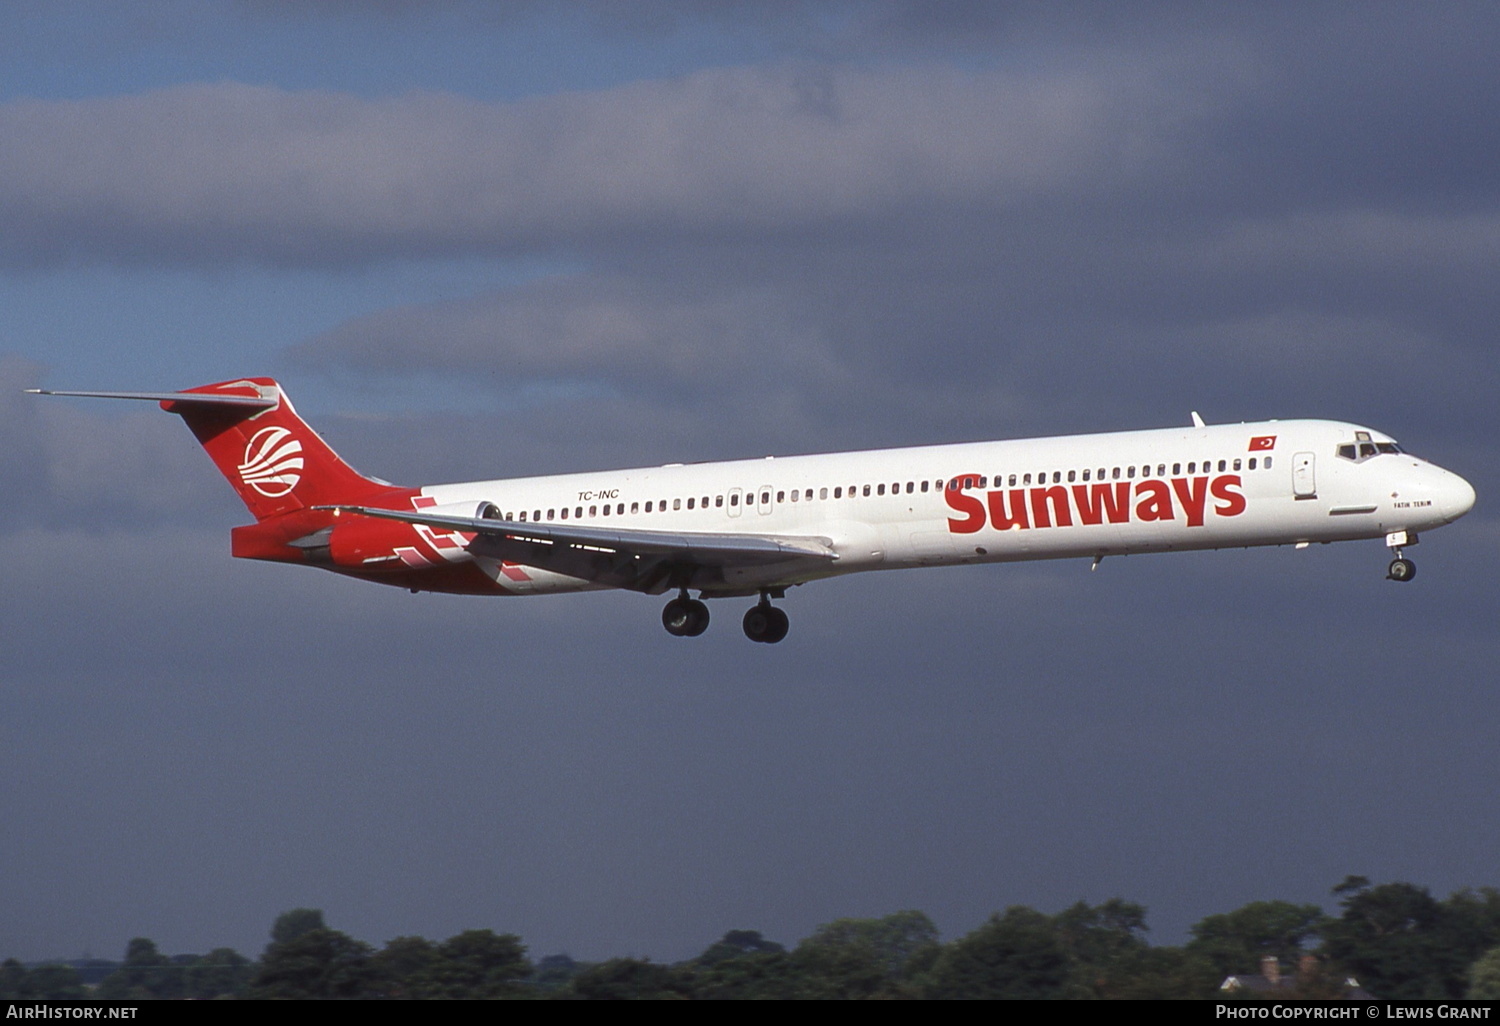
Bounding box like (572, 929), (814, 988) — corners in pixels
(663, 597), (710, 636)
(1387, 557), (1416, 583)
(743, 603), (789, 644)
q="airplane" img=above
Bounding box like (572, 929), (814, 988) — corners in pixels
(29, 378), (1475, 643)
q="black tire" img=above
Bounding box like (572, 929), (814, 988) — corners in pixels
(663, 598), (694, 636)
(1387, 557), (1416, 582)
(743, 604), (789, 643)
(763, 606), (789, 644)
(743, 605), (771, 642)
(684, 600), (710, 637)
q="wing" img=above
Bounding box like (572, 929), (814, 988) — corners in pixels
(317, 504), (839, 595)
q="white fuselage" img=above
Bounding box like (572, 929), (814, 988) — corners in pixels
(413, 419), (1476, 596)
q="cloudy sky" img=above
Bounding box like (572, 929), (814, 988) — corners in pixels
(2, 1), (1497, 964)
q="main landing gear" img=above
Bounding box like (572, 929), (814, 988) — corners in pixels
(662, 591), (710, 637)
(1386, 530), (1417, 583)
(742, 596), (789, 644)
(659, 591), (790, 643)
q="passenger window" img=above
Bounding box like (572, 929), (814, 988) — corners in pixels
(728, 495), (737, 507)
(601, 505), (609, 516)
(631, 502), (639, 514)
(834, 487), (842, 499)
(877, 484), (886, 496)
(1172, 463), (1181, 475)
(519, 511), (527, 521)
(820, 487), (828, 500)
(686, 497), (695, 509)
(673, 498), (682, 510)
(561, 508), (569, 519)
(1082, 469), (1090, 481)
(789, 491), (797, 503)
(576, 506), (584, 518)
(1067, 470), (1076, 482)
(1232, 459), (1241, 471)
(863, 484), (870, 497)
(1053, 472), (1061, 484)
(1127, 466), (1136, 479)
(906, 482), (914, 493)
(776, 491), (785, 503)
(919, 481), (928, 493)
(1218, 460), (1226, 472)
(1248, 458), (1257, 470)
(1023, 473), (1032, 485)
(534, 510), (541, 521)
(1009, 475), (1017, 486)
(548, 509), (555, 520)
(1188, 462), (1196, 474)
(716, 496), (724, 507)
(1265, 457), (1273, 469)
(590, 505), (597, 517)
(1157, 464), (1165, 476)
(645, 501), (653, 512)
(761, 492), (770, 504)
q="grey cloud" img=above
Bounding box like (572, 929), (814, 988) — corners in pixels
(0, 62), (1171, 267)
(0, 366), (243, 534)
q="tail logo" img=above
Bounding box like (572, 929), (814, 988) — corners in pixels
(239, 426), (304, 498)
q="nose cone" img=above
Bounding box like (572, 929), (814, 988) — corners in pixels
(1439, 470), (1477, 523)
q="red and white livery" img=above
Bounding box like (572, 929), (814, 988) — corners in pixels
(31, 378), (1475, 643)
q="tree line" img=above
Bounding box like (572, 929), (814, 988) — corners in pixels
(6, 877), (1500, 1000)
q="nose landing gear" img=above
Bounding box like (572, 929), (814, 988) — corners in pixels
(1387, 556), (1416, 582)
(662, 591), (710, 636)
(742, 595), (789, 644)
(1385, 530), (1417, 583)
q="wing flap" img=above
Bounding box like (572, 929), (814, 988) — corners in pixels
(317, 504), (838, 594)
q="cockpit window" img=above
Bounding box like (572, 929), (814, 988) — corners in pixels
(1338, 439), (1404, 463)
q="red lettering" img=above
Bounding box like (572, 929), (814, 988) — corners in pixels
(1135, 479), (1174, 521)
(1170, 476), (1209, 527)
(1211, 474), (1246, 517)
(1030, 485), (1072, 528)
(986, 489), (1029, 531)
(1098, 482), (1131, 524)
(945, 475), (986, 534)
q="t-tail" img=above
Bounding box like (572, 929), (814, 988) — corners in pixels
(28, 377), (402, 520)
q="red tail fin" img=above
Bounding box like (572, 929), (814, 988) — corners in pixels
(166, 378), (394, 521)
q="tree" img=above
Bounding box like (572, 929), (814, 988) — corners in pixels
(695, 929), (785, 966)
(791, 911), (941, 999)
(185, 948), (253, 1000)
(1187, 900), (1327, 977)
(371, 936), (439, 999)
(926, 906), (1070, 1000)
(253, 928), (377, 999)
(1468, 946), (1500, 999)
(568, 958), (692, 1000)
(96, 937), (181, 1000)
(271, 908), (327, 946)
(417, 930), (531, 999)
(1321, 880), (1458, 998)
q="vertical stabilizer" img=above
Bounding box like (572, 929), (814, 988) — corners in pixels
(165, 378), (393, 521)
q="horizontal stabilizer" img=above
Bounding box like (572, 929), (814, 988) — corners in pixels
(25, 389), (276, 409)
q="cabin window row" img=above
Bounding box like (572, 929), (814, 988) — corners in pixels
(949, 457), (1273, 491)
(492, 458), (1272, 521)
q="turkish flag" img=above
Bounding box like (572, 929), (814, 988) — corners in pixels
(1248, 435), (1276, 451)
